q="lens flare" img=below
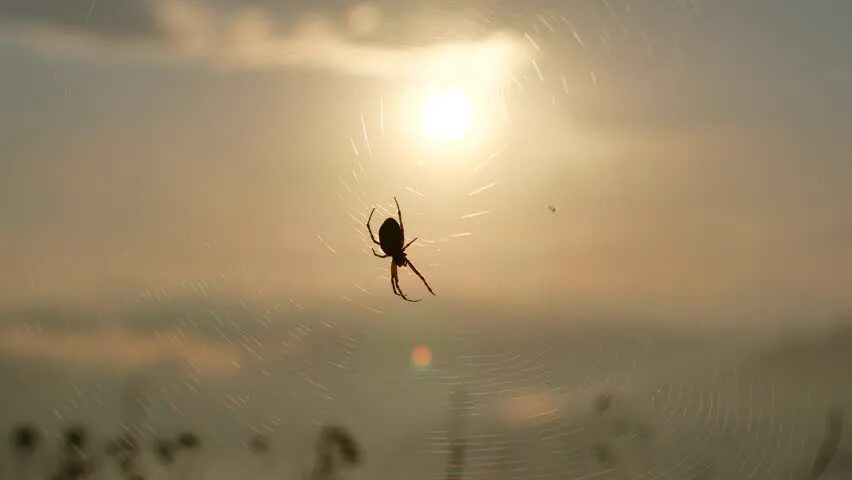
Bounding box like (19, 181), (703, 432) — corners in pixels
(410, 344), (433, 368)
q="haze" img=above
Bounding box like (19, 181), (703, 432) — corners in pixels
(1, 1), (851, 479)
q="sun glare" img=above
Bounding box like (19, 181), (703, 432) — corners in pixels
(420, 89), (473, 141)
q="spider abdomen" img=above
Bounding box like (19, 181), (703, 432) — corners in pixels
(378, 218), (403, 255)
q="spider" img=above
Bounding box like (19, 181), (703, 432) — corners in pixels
(367, 197), (436, 302)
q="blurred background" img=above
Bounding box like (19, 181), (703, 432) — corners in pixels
(1, 0), (851, 478)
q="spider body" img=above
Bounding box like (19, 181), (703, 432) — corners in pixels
(378, 218), (405, 265)
(367, 198), (435, 302)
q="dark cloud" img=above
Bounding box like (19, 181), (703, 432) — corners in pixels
(0, 0), (533, 78)
(0, 0), (163, 39)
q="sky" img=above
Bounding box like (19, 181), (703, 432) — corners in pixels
(2, 0), (852, 323)
(2, 2), (852, 478)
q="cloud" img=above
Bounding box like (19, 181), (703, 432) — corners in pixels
(0, 0), (534, 80)
(0, 0), (163, 39)
(0, 325), (241, 375)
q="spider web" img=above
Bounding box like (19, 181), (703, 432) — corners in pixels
(5, 2), (851, 480)
(310, 2), (852, 480)
(329, 94), (509, 313)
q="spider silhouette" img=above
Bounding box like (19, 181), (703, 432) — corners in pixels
(367, 197), (435, 302)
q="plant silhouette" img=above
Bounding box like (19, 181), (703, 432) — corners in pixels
(310, 425), (363, 480)
(445, 388), (469, 480)
(177, 432), (200, 451)
(249, 433), (269, 455)
(11, 423), (40, 455)
(811, 407), (844, 479)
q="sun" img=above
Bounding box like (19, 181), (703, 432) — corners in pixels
(420, 89), (473, 141)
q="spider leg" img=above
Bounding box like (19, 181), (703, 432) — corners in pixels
(391, 263), (399, 295)
(366, 208), (381, 246)
(405, 258), (436, 296)
(392, 262), (421, 302)
(394, 196), (404, 239)
(402, 237), (418, 251)
(372, 248), (389, 258)
(395, 281), (421, 302)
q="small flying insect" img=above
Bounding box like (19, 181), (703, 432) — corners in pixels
(547, 205), (557, 214)
(367, 197), (436, 302)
